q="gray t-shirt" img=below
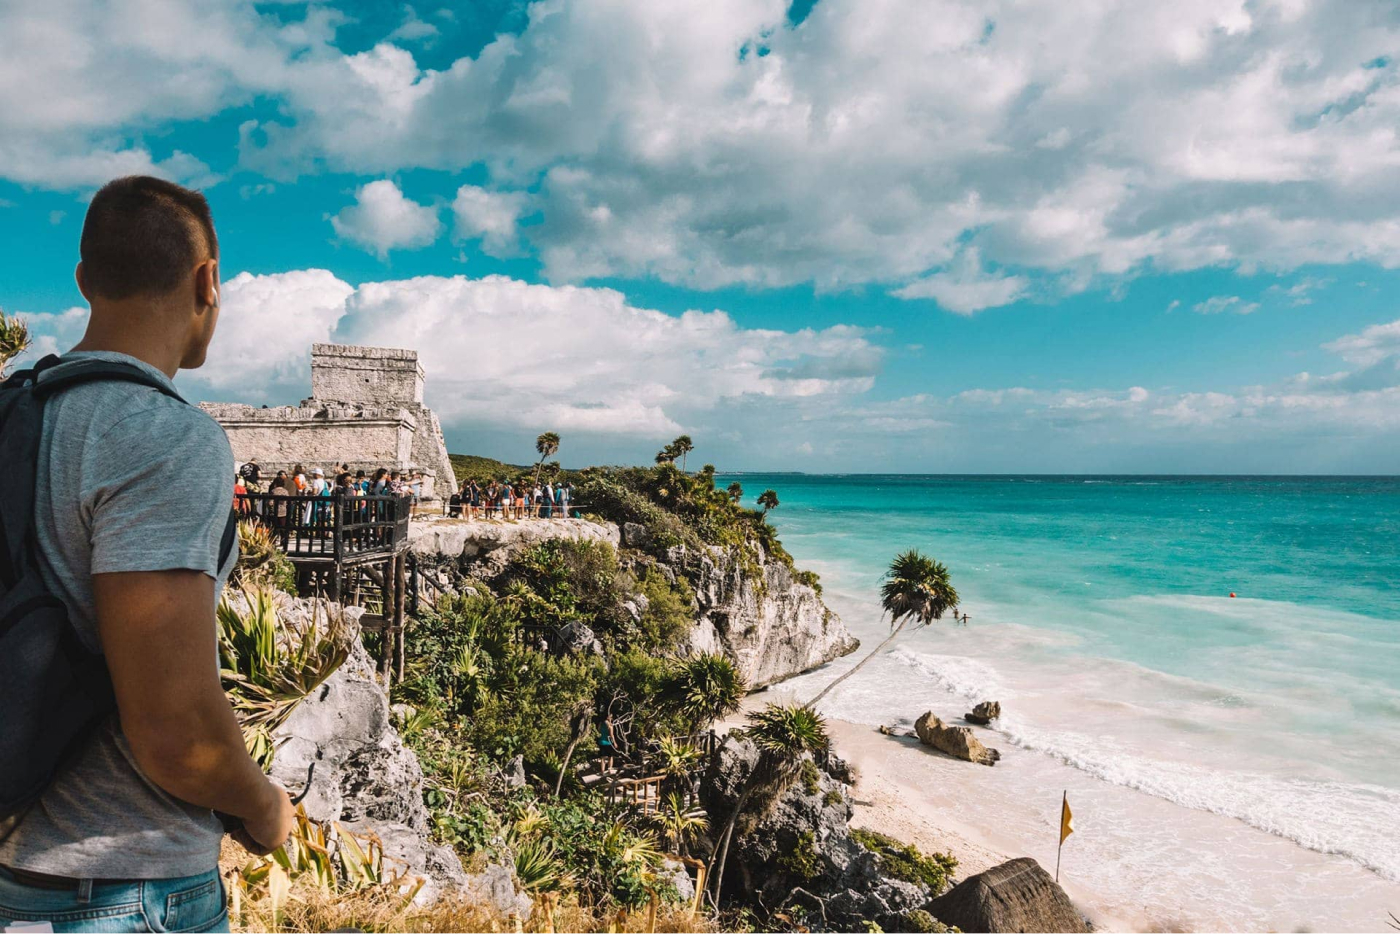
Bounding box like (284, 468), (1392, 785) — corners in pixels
(0, 351), (238, 879)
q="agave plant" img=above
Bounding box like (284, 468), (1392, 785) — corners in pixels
(218, 586), (351, 766)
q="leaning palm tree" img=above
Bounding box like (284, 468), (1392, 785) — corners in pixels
(533, 432), (561, 485)
(655, 442), (678, 465)
(756, 489), (779, 516)
(0, 308), (30, 377)
(726, 481), (743, 503)
(672, 435), (694, 471)
(807, 549), (958, 707)
(707, 703), (829, 906)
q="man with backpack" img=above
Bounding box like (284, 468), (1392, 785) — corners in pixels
(0, 176), (294, 932)
(238, 457), (262, 492)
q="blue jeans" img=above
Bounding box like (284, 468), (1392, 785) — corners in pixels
(0, 866), (227, 933)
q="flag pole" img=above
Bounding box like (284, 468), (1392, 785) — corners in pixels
(1055, 790), (1066, 883)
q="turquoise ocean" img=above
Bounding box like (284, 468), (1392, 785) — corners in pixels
(718, 474), (1400, 930)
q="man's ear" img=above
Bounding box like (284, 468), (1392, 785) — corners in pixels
(75, 262), (91, 301)
(195, 258), (219, 309)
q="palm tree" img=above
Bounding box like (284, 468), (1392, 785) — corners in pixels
(708, 703), (829, 905)
(807, 549), (958, 707)
(654, 791), (708, 856)
(0, 309), (29, 377)
(757, 489), (779, 516)
(533, 432), (560, 485)
(669, 653), (745, 734)
(672, 435), (694, 471)
(553, 701), (594, 797)
(655, 443), (676, 465)
(726, 481), (743, 504)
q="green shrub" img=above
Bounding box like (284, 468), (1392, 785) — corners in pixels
(851, 828), (958, 896)
(902, 908), (954, 932)
(799, 759), (822, 796)
(635, 566), (695, 649)
(778, 830), (823, 882)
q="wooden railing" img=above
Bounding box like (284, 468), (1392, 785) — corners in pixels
(234, 492), (412, 562)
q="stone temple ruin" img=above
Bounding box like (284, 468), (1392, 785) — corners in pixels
(201, 343), (455, 499)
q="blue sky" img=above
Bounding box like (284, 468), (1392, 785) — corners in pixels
(5, 0), (1400, 473)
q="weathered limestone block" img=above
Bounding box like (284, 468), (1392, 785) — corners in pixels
(408, 517), (621, 579)
(675, 543), (858, 688)
(965, 700), (1001, 725)
(914, 712), (1001, 766)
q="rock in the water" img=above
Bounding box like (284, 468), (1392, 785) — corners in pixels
(915, 712), (1001, 766)
(928, 857), (1088, 933)
(965, 700), (1002, 726)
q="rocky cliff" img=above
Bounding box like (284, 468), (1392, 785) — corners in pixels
(639, 533), (858, 688)
(703, 736), (948, 932)
(408, 516), (857, 687)
(257, 593), (531, 915)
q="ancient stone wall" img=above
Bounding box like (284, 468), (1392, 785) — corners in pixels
(206, 403), (416, 472)
(201, 343), (455, 498)
(311, 343), (424, 406)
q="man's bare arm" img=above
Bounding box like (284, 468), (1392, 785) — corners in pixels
(92, 569), (294, 852)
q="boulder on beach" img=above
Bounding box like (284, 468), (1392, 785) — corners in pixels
(965, 700), (1002, 725)
(928, 857), (1089, 933)
(914, 712), (1001, 766)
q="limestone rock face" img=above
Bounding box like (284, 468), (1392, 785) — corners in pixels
(407, 517), (856, 688)
(673, 544), (859, 688)
(269, 613), (528, 909)
(928, 857), (1088, 933)
(703, 737), (936, 933)
(915, 712), (1001, 766)
(408, 517), (620, 581)
(965, 700), (1002, 726)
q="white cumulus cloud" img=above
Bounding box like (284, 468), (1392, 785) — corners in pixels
(330, 180), (441, 258)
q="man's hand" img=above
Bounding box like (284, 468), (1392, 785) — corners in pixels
(235, 787), (297, 856)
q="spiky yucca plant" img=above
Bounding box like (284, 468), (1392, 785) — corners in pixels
(218, 587), (350, 766)
(0, 308), (29, 377)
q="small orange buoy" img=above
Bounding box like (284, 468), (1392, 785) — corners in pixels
(1229, 592), (1236, 598)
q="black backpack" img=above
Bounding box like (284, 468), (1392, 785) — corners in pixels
(0, 355), (238, 820)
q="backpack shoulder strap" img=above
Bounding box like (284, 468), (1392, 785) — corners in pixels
(29, 359), (184, 403)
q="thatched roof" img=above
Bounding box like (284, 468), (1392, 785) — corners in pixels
(927, 857), (1089, 933)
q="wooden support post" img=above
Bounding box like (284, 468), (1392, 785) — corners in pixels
(379, 557), (395, 682)
(393, 552), (408, 682)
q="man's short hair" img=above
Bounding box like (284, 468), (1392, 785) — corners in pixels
(80, 176), (219, 300)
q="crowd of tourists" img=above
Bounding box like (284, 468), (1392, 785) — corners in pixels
(233, 459), (428, 503)
(449, 477), (575, 519)
(230, 458), (577, 521)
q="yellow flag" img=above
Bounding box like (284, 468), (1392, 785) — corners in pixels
(1060, 794), (1074, 844)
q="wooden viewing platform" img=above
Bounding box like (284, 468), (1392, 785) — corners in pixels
(235, 491), (414, 681)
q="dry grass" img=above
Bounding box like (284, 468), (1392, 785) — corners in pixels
(221, 840), (717, 934)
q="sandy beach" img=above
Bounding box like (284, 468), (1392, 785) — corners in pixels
(723, 693), (1143, 931)
(821, 717), (1145, 933)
